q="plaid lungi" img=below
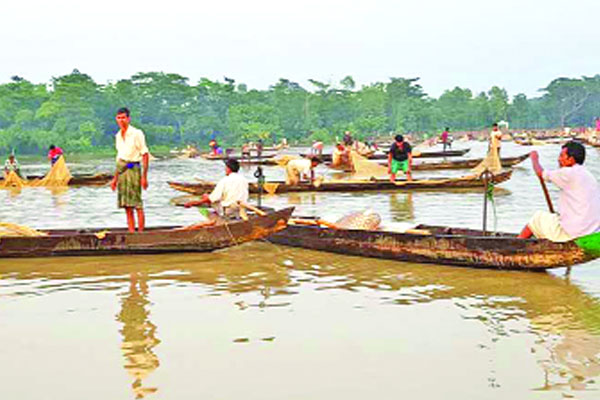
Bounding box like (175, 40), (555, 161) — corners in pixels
(117, 159), (143, 209)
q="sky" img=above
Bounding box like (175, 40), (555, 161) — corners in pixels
(2, 0), (600, 99)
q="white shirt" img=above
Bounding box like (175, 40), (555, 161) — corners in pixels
(490, 130), (502, 149)
(116, 125), (149, 162)
(209, 172), (249, 207)
(544, 164), (600, 237)
(287, 159), (312, 175)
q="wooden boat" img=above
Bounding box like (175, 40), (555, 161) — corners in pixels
(201, 152), (278, 161)
(0, 173), (113, 187)
(267, 223), (596, 270)
(327, 154), (530, 171)
(0, 207), (294, 258)
(307, 148), (470, 162)
(168, 170), (513, 195)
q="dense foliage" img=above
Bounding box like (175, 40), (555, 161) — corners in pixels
(1, 70), (600, 154)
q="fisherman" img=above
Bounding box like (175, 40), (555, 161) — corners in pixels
(311, 140), (324, 156)
(3, 153), (22, 178)
(285, 156), (321, 185)
(241, 143), (251, 159)
(331, 143), (351, 168)
(518, 142), (600, 242)
(490, 123), (503, 156)
(184, 158), (249, 217)
(209, 139), (223, 156)
(388, 134), (413, 182)
(110, 107), (150, 233)
(255, 139), (264, 157)
(343, 131), (353, 146)
(48, 145), (64, 165)
(440, 127), (451, 151)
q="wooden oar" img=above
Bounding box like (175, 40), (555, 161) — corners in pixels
(536, 173), (555, 213)
(238, 201), (267, 216)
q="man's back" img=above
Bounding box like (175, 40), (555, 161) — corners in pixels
(210, 172), (249, 207)
(546, 164), (600, 237)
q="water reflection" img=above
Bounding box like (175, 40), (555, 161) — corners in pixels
(117, 272), (160, 399)
(2, 245), (599, 394)
(389, 193), (414, 221)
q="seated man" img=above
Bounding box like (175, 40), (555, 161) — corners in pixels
(184, 159), (249, 217)
(48, 145), (64, 165)
(286, 157), (321, 185)
(518, 142), (600, 242)
(4, 154), (22, 178)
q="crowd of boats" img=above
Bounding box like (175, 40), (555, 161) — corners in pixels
(1, 129), (600, 272)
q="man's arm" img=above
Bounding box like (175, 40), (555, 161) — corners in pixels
(407, 152), (413, 173)
(141, 152), (149, 190)
(530, 151), (543, 178)
(387, 152), (392, 172)
(184, 194), (211, 208)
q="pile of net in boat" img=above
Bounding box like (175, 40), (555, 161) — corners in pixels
(0, 222), (47, 237)
(471, 145), (502, 175)
(334, 209), (382, 230)
(348, 151), (388, 180)
(0, 157), (72, 189)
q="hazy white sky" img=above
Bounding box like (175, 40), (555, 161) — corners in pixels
(2, 0), (599, 98)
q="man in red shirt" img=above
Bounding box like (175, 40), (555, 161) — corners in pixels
(47, 145), (64, 165)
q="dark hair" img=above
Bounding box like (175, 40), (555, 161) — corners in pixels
(395, 134), (404, 142)
(445, 127), (450, 131)
(116, 107), (130, 117)
(310, 156), (322, 165)
(492, 123), (498, 128)
(225, 158), (240, 172)
(562, 141), (586, 165)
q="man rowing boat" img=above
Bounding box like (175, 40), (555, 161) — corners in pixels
(110, 107), (150, 233)
(518, 142), (600, 242)
(48, 145), (64, 166)
(184, 158), (249, 217)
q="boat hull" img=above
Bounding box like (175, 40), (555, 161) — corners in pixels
(0, 208), (293, 258)
(168, 170), (513, 195)
(268, 224), (591, 270)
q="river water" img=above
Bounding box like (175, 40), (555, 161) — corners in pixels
(1, 142), (600, 399)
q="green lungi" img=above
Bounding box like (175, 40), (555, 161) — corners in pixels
(117, 160), (143, 209)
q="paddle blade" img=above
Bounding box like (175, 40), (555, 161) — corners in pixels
(575, 231), (600, 257)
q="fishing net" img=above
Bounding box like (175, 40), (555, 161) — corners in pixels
(28, 157), (73, 187)
(0, 222), (47, 237)
(471, 145), (502, 175)
(349, 151), (388, 180)
(0, 171), (28, 189)
(274, 155), (301, 167)
(334, 209), (381, 230)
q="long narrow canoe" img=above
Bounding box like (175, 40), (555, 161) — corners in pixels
(306, 148), (470, 162)
(267, 223), (597, 270)
(201, 153), (278, 161)
(168, 170), (512, 195)
(0, 207), (294, 258)
(0, 173), (113, 187)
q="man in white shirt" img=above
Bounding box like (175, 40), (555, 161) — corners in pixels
(285, 157), (321, 185)
(490, 123), (503, 156)
(110, 107), (150, 233)
(518, 142), (600, 242)
(184, 159), (249, 217)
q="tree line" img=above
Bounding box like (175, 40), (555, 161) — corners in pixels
(1, 69), (600, 154)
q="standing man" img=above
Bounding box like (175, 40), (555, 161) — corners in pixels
(518, 142), (600, 242)
(110, 107), (150, 233)
(388, 135), (413, 182)
(255, 139), (264, 157)
(440, 127), (450, 152)
(490, 123), (503, 156)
